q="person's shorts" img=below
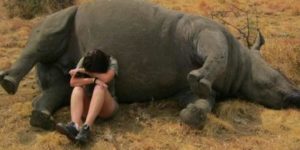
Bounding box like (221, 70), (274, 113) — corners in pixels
(108, 99), (119, 119)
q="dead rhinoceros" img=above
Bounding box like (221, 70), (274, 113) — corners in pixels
(0, 0), (299, 130)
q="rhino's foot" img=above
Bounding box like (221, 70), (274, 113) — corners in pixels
(1, 75), (18, 95)
(180, 103), (207, 129)
(0, 70), (8, 81)
(30, 110), (55, 130)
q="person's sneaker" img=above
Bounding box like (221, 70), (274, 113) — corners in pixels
(75, 124), (91, 144)
(56, 122), (79, 141)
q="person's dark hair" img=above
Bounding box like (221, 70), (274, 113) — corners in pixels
(82, 49), (110, 73)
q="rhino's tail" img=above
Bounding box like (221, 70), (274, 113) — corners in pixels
(251, 29), (265, 51)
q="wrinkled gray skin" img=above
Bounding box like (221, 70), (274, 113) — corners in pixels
(0, 0), (299, 130)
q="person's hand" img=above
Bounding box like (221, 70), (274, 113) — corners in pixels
(95, 79), (108, 88)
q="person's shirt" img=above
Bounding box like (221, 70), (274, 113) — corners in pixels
(108, 57), (118, 76)
(107, 56), (118, 99)
(76, 56), (118, 99)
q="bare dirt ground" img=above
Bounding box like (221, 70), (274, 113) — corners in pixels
(0, 0), (299, 149)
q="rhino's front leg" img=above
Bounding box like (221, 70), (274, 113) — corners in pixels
(174, 89), (215, 129)
(180, 96), (215, 129)
(187, 29), (228, 99)
(30, 86), (71, 130)
(182, 67), (217, 128)
(187, 69), (212, 99)
(179, 29), (228, 128)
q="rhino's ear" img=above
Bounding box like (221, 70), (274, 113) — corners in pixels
(251, 29), (265, 51)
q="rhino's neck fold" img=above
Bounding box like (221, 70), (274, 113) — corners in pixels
(219, 33), (252, 97)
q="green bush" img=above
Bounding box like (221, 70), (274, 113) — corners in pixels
(3, 0), (74, 19)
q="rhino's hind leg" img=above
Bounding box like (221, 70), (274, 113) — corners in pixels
(0, 53), (38, 94)
(0, 6), (77, 95)
(0, 74), (18, 95)
(30, 63), (71, 130)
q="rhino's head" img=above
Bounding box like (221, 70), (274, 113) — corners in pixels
(242, 31), (300, 108)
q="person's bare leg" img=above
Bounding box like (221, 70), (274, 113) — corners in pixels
(82, 88), (117, 119)
(71, 86), (85, 127)
(99, 89), (118, 119)
(84, 85), (106, 126)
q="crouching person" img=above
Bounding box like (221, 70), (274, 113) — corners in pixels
(56, 49), (119, 144)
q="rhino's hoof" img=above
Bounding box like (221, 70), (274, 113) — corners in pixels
(180, 103), (207, 129)
(30, 110), (55, 130)
(1, 76), (18, 95)
(0, 70), (8, 81)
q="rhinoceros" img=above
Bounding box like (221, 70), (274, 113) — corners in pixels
(0, 0), (299, 130)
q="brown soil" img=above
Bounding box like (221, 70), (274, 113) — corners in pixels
(0, 0), (299, 149)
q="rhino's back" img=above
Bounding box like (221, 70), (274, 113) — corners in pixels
(74, 0), (191, 101)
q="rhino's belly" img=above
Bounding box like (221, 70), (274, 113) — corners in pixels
(74, 0), (190, 101)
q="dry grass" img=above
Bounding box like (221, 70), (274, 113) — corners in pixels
(0, 0), (299, 149)
(3, 0), (74, 19)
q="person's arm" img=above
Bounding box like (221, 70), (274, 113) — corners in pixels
(91, 69), (116, 83)
(69, 68), (94, 87)
(68, 57), (95, 87)
(70, 76), (95, 87)
(90, 56), (118, 83)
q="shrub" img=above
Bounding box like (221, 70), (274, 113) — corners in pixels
(3, 0), (74, 19)
(210, 1), (261, 48)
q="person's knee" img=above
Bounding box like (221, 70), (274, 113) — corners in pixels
(73, 86), (84, 92)
(99, 101), (119, 119)
(94, 84), (106, 92)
